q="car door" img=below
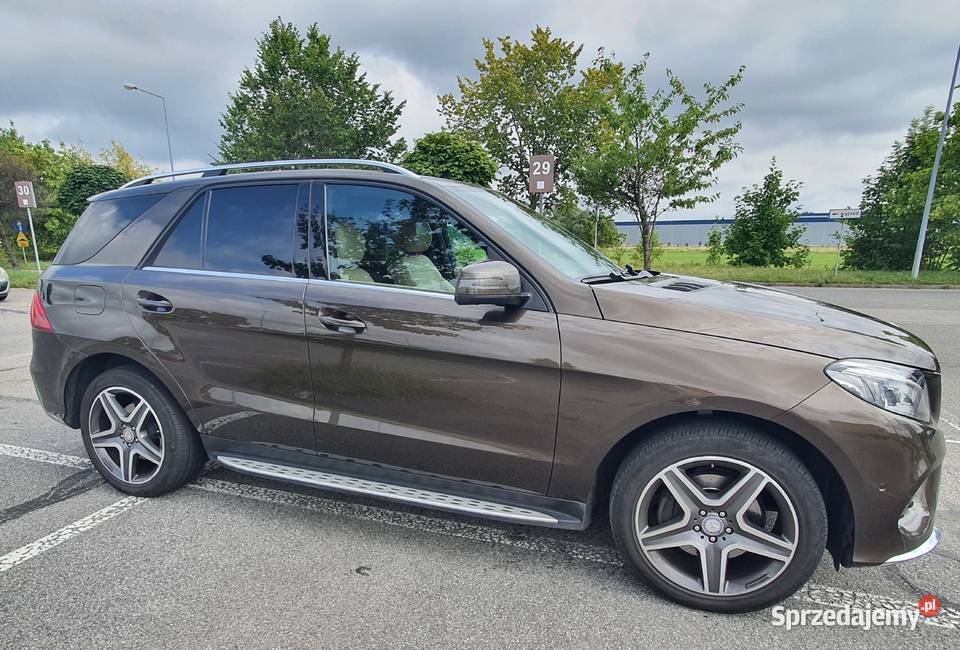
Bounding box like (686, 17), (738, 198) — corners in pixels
(303, 182), (561, 494)
(123, 181), (316, 453)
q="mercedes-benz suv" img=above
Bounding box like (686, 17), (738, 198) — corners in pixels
(30, 159), (944, 612)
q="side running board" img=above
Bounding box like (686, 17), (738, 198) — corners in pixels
(216, 455), (561, 526)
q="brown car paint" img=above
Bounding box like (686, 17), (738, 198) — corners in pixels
(30, 169), (944, 567)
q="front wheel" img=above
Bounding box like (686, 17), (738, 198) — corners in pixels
(610, 421), (827, 613)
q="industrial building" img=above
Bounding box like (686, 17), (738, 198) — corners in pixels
(615, 213), (842, 247)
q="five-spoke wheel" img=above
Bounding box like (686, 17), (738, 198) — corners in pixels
(611, 421), (827, 613)
(635, 456), (797, 596)
(88, 386), (165, 485)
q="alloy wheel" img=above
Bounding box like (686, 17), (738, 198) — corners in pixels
(633, 455), (798, 597)
(87, 386), (165, 485)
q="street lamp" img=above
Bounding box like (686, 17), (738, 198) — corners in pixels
(123, 83), (175, 172)
(911, 43), (960, 278)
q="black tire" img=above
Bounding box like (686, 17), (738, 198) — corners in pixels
(610, 420), (827, 613)
(80, 365), (204, 497)
(0, 294), (7, 301)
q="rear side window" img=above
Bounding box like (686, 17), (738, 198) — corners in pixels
(204, 185), (299, 276)
(153, 195), (205, 269)
(55, 194), (162, 265)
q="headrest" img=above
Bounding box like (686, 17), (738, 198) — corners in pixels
(399, 220), (433, 254)
(331, 221), (365, 260)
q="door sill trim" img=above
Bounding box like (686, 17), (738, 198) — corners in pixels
(216, 454), (561, 525)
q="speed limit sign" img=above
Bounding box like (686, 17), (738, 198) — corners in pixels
(13, 180), (42, 274)
(528, 154), (555, 194)
(14, 181), (36, 208)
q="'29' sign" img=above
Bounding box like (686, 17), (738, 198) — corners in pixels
(528, 155), (555, 194)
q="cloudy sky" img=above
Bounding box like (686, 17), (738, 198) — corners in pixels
(1, 0), (958, 220)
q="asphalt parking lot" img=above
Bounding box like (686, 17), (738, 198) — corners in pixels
(1, 286), (958, 647)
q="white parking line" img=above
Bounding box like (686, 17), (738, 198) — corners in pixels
(0, 496), (144, 573)
(0, 443), (91, 470)
(0, 443), (956, 629)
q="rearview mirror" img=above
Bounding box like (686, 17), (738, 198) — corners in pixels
(454, 261), (529, 308)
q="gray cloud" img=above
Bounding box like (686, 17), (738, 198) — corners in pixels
(1, 0), (957, 217)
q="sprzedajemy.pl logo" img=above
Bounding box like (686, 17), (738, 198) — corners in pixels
(771, 594), (941, 631)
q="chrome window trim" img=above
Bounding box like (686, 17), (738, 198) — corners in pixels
(142, 266), (307, 284)
(308, 277), (456, 300)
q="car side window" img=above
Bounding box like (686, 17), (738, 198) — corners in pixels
(205, 184), (299, 277)
(153, 195), (205, 269)
(325, 184), (488, 293)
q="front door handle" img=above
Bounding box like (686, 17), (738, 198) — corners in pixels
(318, 313), (366, 333)
(137, 292), (173, 313)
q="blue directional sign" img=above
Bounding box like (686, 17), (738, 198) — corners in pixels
(15, 220), (24, 233)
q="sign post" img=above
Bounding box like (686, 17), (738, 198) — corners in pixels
(14, 181), (42, 275)
(528, 154), (555, 195)
(15, 220), (27, 263)
(829, 208), (861, 275)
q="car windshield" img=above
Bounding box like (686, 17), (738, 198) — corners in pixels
(438, 182), (622, 280)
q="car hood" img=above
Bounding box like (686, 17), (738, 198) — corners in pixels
(592, 275), (938, 371)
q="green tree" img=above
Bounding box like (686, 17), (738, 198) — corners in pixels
(574, 54), (745, 269)
(0, 152), (36, 267)
(402, 132), (498, 185)
(723, 159), (808, 267)
(439, 27), (606, 210)
(57, 165), (128, 217)
(99, 141), (153, 179)
(219, 19), (406, 163)
(843, 104), (960, 271)
(547, 200), (622, 248)
(1, 124), (150, 260)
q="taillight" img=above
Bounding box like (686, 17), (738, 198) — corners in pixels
(30, 291), (54, 333)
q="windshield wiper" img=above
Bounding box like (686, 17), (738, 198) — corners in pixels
(581, 266), (659, 284)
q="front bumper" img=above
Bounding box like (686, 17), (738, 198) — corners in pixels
(883, 527), (941, 564)
(775, 381), (945, 566)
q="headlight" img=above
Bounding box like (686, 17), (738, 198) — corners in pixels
(825, 359), (931, 422)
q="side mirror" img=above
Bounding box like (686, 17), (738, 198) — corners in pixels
(454, 261), (529, 308)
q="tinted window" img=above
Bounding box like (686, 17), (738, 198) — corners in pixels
(55, 194), (163, 265)
(326, 184), (487, 293)
(153, 196), (204, 269)
(205, 185), (299, 276)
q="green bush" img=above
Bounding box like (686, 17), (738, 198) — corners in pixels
(57, 164), (127, 216)
(39, 209), (78, 259)
(402, 132), (499, 186)
(724, 159), (809, 267)
(705, 227), (725, 265)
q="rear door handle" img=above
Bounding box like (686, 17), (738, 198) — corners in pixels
(137, 292), (173, 313)
(318, 313), (366, 333)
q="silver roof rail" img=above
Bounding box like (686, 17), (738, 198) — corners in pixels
(121, 158), (417, 188)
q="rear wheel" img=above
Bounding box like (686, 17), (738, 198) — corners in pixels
(80, 366), (204, 497)
(610, 421), (827, 613)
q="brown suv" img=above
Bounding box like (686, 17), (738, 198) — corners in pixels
(30, 159), (944, 612)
